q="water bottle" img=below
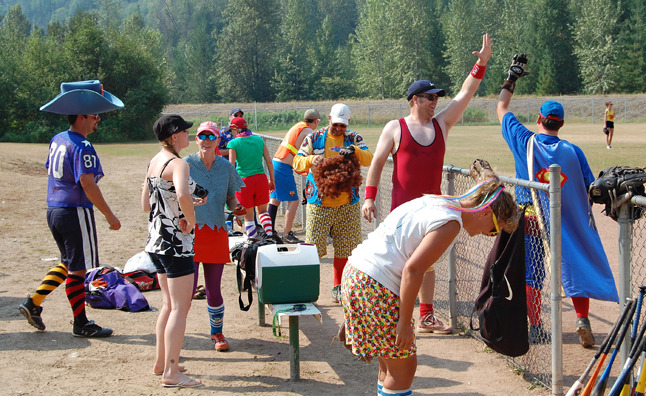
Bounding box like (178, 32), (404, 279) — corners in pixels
(225, 221), (232, 231)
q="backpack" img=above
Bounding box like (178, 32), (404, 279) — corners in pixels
(471, 215), (529, 357)
(85, 267), (150, 312)
(231, 239), (271, 311)
(589, 166), (646, 221)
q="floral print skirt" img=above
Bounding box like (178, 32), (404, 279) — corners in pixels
(340, 264), (416, 359)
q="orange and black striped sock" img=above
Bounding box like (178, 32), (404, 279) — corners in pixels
(32, 263), (68, 307)
(65, 274), (88, 326)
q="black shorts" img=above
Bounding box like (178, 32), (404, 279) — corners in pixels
(149, 253), (195, 278)
(605, 121), (614, 129)
(47, 207), (99, 272)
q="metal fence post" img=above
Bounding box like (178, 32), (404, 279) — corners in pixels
(368, 105), (371, 126)
(549, 164), (563, 396)
(592, 98), (594, 123)
(618, 202), (634, 365)
(625, 97), (627, 123)
(446, 169), (458, 331)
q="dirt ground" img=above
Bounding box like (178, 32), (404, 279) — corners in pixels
(0, 141), (627, 395)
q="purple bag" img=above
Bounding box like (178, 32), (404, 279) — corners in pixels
(85, 267), (150, 312)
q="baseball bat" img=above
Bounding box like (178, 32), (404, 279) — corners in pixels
(608, 312), (646, 396)
(632, 352), (646, 396)
(633, 357), (646, 396)
(628, 287), (646, 394)
(587, 300), (637, 396)
(569, 299), (635, 396)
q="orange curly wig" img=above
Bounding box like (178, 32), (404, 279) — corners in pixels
(311, 155), (363, 199)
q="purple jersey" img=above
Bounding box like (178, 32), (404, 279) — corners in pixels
(46, 130), (104, 208)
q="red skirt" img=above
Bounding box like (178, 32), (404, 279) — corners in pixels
(193, 225), (231, 264)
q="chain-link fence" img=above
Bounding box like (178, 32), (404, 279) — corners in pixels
(167, 96), (646, 130)
(619, 196), (646, 364)
(258, 134), (561, 391)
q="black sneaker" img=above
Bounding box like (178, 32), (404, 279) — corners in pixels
(267, 233), (283, 244)
(18, 295), (46, 331)
(283, 231), (303, 244)
(576, 317), (595, 348)
(72, 320), (113, 338)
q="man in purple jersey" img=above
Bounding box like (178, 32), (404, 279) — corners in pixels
(18, 80), (124, 337)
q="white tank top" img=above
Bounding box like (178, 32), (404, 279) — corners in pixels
(349, 196), (462, 295)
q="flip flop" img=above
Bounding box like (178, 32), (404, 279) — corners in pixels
(193, 285), (206, 300)
(162, 377), (203, 388)
(152, 365), (186, 375)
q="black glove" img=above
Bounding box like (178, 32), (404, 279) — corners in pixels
(338, 145), (355, 156)
(507, 53), (530, 82)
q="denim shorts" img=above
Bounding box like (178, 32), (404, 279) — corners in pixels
(149, 253), (195, 279)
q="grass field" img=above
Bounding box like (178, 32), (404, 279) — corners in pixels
(99, 122), (646, 178)
(261, 122), (646, 177)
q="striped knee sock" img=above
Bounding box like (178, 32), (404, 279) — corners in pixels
(378, 380), (384, 395)
(381, 387), (412, 395)
(208, 303), (225, 335)
(65, 274), (88, 326)
(32, 263), (68, 306)
(245, 221), (257, 238)
(259, 212), (273, 236)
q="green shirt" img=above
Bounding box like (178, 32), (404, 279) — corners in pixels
(227, 135), (266, 178)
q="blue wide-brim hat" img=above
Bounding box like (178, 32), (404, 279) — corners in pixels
(40, 80), (124, 115)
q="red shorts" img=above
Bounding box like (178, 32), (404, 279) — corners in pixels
(236, 173), (270, 208)
(193, 225), (231, 264)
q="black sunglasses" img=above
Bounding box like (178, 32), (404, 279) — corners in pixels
(417, 93), (439, 101)
(197, 134), (218, 141)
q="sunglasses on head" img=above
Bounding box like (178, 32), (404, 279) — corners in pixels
(197, 134), (218, 141)
(489, 212), (500, 236)
(416, 93), (439, 101)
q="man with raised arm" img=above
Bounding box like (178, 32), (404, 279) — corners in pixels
(496, 53), (618, 347)
(361, 33), (492, 335)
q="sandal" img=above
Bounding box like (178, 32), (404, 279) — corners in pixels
(162, 377), (203, 388)
(193, 285), (206, 300)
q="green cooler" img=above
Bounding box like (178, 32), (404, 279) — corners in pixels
(255, 244), (320, 304)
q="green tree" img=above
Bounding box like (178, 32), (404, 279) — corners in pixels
(353, 0), (395, 98)
(273, 0), (316, 101)
(216, 0), (280, 102)
(311, 16), (355, 100)
(443, 0), (478, 95)
(616, 0), (646, 93)
(573, 0), (620, 94)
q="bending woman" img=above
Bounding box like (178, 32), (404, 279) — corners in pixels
(143, 115), (203, 388)
(185, 121), (245, 352)
(341, 176), (519, 395)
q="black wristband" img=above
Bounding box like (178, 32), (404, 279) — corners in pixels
(502, 80), (516, 93)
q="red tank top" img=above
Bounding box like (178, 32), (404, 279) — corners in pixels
(391, 117), (445, 211)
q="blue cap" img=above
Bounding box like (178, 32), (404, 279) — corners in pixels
(539, 101), (564, 121)
(230, 107), (244, 117)
(407, 80), (446, 101)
